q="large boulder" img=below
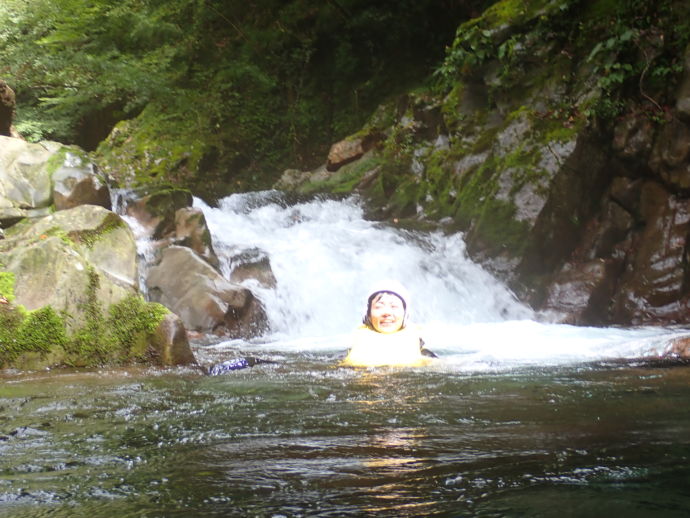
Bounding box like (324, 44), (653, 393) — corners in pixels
(0, 204), (196, 368)
(0, 137), (56, 223)
(125, 188), (194, 239)
(150, 312), (197, 366)
(2, 205), (138, 320)
(173, 207), (219, 268)
(124, 188), (220, 269)
(0, 137), (110, 227)
(327, 131), (381, 172)
(53, 153), (111, 211)
(229, 248), (277, 289)
(146, 245), (267, 337)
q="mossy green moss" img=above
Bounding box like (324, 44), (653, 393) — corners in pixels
(451, 154), (532, 256)
(299, 156), (385, 195)
(0, 272), (16, 302)
(0, 274), (67, 366)
(473, 199), (531, 256)
(0, 266), (170, 369)
(481, 0), (556, 28)
(69, 211), (127, 249)
(108, 296), (169, 360)
(95, 104), (208, 189)
(45, 144), (92, 178)
(16, 306), (68, 355)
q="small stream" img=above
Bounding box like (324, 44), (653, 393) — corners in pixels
(1, 191), (689, 517)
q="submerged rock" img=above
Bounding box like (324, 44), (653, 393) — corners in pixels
(229, 248), (277, 289)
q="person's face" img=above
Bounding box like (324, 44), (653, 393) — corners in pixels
(369, 292), (405, 334)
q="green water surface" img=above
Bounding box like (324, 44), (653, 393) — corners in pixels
(1, 356), (689, 517)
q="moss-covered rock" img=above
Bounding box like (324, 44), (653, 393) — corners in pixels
(0, 205), (196, 369)
(124, 187), (194, 239)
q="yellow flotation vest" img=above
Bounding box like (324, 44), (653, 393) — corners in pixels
(342, 325), (432, 368)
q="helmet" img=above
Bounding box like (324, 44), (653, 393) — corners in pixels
(363, 280), (410, 328)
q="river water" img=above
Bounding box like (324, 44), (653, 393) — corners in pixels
(1, 192), (689, 517)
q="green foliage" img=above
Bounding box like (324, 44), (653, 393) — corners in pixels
(437, 0), (690, 124)
(0, 0), (190, 145)
(580, 0), (690, 118)
(436, 0), (571, 89)
(1, 0), (476, 193)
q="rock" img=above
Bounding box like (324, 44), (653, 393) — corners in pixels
(575, 200), (635, 262)
(174, 207), (219, 268)
(53, 152), (111, 211)
(229, 248), (277, 288)
(540, 259), (620, 325)
(150, 312), (197, 366)
(125, 188), (194, 239)
(612, 111), (655, 161)
(275, 168), (315, 190)
(609, 177), (644, 217)
(0, 80), (15, 137)
(676, 43), (690, 120)
(611, 182), (690, 324)
(146, 246), (267, 337)
(0, 203), (185, 369)
(0, 137), (108, 226)
(665, 336), (690, 359)
(2, 205), (138, 327)
(326, 131), (381, 172)
(0, 136), (54, 216)
(327, 138), (366, 172)
(516, 134), (612, 282)
(648, 117), (690, 190)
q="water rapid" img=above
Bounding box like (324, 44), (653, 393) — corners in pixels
(196, 191), (686, 370)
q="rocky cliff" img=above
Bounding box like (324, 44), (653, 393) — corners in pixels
(276, 0), (690, 327)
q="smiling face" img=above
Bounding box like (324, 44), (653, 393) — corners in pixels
(368, 292), (406, 334)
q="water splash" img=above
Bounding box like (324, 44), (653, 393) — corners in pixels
(188, 191), (687, 368)
(196, 191), (531, 338)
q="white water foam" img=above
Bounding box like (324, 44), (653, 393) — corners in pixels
(192, 191), (687, 369)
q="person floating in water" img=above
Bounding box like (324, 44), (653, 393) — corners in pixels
(342, 281), (437, 368)
(209, 280), (436, 374)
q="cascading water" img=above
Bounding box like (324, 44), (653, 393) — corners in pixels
(195, 191), (687, 370)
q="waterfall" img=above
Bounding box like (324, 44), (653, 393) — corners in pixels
(195, 192), (531, 337)
(111, 188), (156, 295)
(105, 187), (688, 369)
(192, 191), (688, 368)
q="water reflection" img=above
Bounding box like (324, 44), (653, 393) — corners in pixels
(1, 361), (690, 517)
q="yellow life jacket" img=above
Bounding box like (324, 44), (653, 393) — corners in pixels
(342, 325), (432, 368)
